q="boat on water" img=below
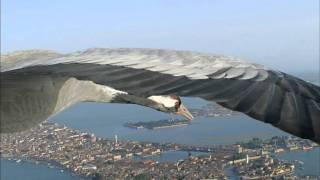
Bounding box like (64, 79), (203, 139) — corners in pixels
(298, 160), (304, 165)
(302, 146), (313, 151)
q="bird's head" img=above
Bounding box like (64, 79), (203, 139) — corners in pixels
(148, 95), (194, 120)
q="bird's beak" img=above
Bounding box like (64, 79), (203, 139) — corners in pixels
(176, 103), (194, 120)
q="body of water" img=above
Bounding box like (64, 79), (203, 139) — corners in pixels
(276, 147), (320, 176)
(2, 97), (319, 179)
(49, 98), (287, 145)
(0, 159), (80, 180)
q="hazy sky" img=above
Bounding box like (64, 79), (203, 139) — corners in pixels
(2, 0), (319, 72)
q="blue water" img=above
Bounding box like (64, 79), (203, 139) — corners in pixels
(0, 159), (79, 180)
(2, 97), (319, 179)
(49, 98), (287, 145)
(276, 147), (320, 176)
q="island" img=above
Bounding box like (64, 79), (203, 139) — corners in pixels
(124, 119), (190, 129)
(123, 102), (241, 131)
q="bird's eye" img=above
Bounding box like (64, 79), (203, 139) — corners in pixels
(174, 101), (180, 110)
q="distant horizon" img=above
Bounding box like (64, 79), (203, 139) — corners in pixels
(2, 0), (319, 72)
(1, 47), (319, 76)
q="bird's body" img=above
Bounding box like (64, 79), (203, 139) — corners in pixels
(1, 48), (319, 143)
(1, 75), (124, 132)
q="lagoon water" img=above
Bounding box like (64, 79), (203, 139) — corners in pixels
(276, 147), (320, 176)
(0, 159), (80, 180)
(1, 97), (320, 179)
(49, 98), (287, 145)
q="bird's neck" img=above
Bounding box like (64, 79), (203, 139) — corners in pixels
(53, 78), (127, 114)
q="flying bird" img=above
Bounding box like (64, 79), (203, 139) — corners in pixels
(1, 48), (319, 143)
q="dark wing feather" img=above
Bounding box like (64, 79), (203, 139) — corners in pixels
(1, 48), (319, 143)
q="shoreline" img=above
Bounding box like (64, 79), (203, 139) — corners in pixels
(125, 122), (190, 130)
(1, 155), (89, 180)
(151, 123), (189, 129)
(1, 121), (318, 179)
(3, 147), (319, 177)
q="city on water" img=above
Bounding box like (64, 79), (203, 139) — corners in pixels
(1, 74), (320, 179)
(1, 1), (319, 179)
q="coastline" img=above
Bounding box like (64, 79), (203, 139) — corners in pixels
(3, 148), (318, 179)
(151, 123), (189, 129)
(2, 122), (319, 179)
(124, 119), (190, 130)
(1, 155), (89, 180)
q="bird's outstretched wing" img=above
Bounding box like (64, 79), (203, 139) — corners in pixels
(1, 48), (319, 143)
